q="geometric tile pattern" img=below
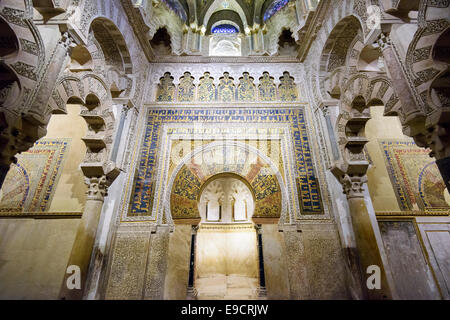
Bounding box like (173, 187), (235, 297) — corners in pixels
(380, 140), (449, 211)
(0, 139), (70, 213)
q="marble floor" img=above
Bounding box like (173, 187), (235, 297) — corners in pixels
(195, 274), (259, 300)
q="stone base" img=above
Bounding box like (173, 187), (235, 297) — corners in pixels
(256, 287), (268, 300)
(186, 287), (198, 300)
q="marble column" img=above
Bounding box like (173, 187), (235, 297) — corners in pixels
(59, 176), (108, 300)
(340, 174), (392, 300)
(143, 225), (170, 300)
(255, 225), (267, 298)
(186, 225), (198, 300)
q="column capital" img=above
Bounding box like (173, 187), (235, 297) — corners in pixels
(340, 174), (368, 199)
(254, 224), (263, 234)
(85, 176), (108, 201)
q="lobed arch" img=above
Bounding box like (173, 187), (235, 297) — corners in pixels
(67, 19), (136, 99)
(148, 17), (182, 55)
(47, 74), (116, 172)
(335, 73), (403, 159)
(197, 172), (257, 205)
(165, 140), (288, 226)
(153, 70), (300, 102)
(48, 74), (112, 116)
(273, 26), (299, 55)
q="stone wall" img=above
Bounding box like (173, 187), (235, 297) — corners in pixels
(0, 218), (79, 299)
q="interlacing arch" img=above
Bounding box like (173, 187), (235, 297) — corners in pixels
(405, 16), (449, 113)
(48, 74), (115, 177)
(319, 15), (366, 102)
(335, 73), (401, 157)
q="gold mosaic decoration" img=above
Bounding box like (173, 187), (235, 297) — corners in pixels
(238, 72), (256, 102)
(218, 72), (235, 102)
(177, 72), (195, 102)
(197, 72), (216, 102)
(279, 71), (298, 101)
(156, 72), (176, 102)
(258, 72), (277, 101)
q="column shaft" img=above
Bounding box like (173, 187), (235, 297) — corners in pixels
(186, 226), (198, 299)
(256, 228), (268, 298)
(59, 176), (107, 300)
(343, 175), (392, 299)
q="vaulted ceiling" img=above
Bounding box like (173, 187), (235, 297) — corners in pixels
(163, 0), (290, 30)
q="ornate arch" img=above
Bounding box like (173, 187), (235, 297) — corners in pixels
(165, 140), (288, 225)
(70, 0), (147, 85)
(201, 0), (250, 29)
(206, 10), (245, 34)
(147, 5), (184, 55)
(48, 73), (116, 178)
(0, 0), (45, 111)
(90, 17), (133, 74)
(319, 15), (365, 101)
(335, 73), (402, 166)
(406, 21), (449, 113)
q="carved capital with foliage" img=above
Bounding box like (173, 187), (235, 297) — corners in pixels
(341, 174), (368, 199)
(85, 176), (108, 201)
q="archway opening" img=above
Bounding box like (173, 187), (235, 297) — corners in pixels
(277, 29), (298, 56)
(195, 173), (259, 300)
(0, 17), (19, 58)
(150, 27), (172, 56)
